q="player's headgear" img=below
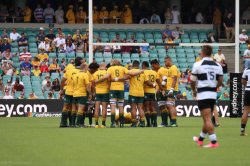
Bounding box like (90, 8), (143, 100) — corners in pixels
(75, 57), (83, 67)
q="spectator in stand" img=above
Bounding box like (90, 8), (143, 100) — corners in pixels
(72, 29), (83, 41)
(12, 78), (24, 93)
(31, 57), (40, 67)
(2, 48), (15, 61)
(196, 11), (204, 24)
(207, 32), (217, 43)
(140, 39), (149, 55)
(93, 6), (99, 24)
(82, 29), (89, 53)
(34, 4), (44, 23)
(103, 44), (112, 55)
(109, 5), (121, 23)
(58, 44), (66, 53)
(46, 28), (56, 41)
(172, 26), (184, 39)
(75, 39), (84, 53)
(1, 29), (10, 41)
(19, 48), (31, 61)
(37, 48), (48, 62)
(43, 3), (54, 24)
(179, 72), (188, 85)
(32, 65), (41, 77)
(10, 28), (21, 42)
(42, 80), (52, 92)
(127, 34), (136, 43)
(214, 49), (227, 73)
(139, 17), (150, 24)
(172, 5), (181, 24)
(66, 5), (75, 24)
(36, 27), (46, 45)
(66, 40), (75, 53)
(55, 5), (64, 24)
(112, 33), (124, 42)
(223, 12), (235, 43)
(42, 75), (50, 87)
(52, 78), (60, 92)
(213, 7), (222, 38)
(76, 6), (87, 23)
(18, 33), (28, 48)
(99, 6), (109, 23)
(1, 61), (10, 75)
(94, 39), (104, 53)
(243, 45), (250, 69)
(164, 8), (172, 24)
(122, 4), (132, 24)
(59, 58), (66, 71)
(131, 40), (140, 53)
(54, 34), (66, 52)
(40, 61), (49, 73)
(56, 28), (65, 38)
(47, 91), (54, 99)
(21, 66), (31, 76)
(23, 5), (32, 23)
(4, 79), (13, 95)
(28, 92), (38, 99)
(66, 34), (74, 43)
(49, 58), (60, 74)
(239, 29), (249, 44)
(242, 6), (250, 24)
(3, 89), (14, 99)
(0, 38), (11, 52)
(38, 38), (52, 53)
(21, 58), (32, 70)
(150, 11), (161, 24)
(162, 25), (172, 40)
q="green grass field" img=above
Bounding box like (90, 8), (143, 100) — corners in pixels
(0, 117), (249, 166)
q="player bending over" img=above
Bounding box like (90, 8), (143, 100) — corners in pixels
(142, 61), (162, 127)
(129, 60), (155, 127)
(93, 63), (110, 128)
(164, 57), (180, 127)
(150, 59), (168, 127)
(191, 45), (223, 148)
(240, 66), (250, 136)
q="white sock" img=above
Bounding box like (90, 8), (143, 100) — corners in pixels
(199, 132), (207, 138)
(209, 134), (217, 143)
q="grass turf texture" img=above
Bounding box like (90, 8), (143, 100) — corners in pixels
(0, 117), (249, 166)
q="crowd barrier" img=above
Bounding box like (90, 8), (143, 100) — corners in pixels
(0, 99), (231, 118)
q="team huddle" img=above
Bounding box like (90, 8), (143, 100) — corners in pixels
(59, 56), (180, 128)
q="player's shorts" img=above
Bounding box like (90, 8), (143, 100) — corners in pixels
(144, 93), (156, 102)
(156, 91), (167, 101)
(244, 91), (250, 106)
(109, 90), (124, 99)
(95, 93), (109, 102)
(73, 96), (88, 105)
(64, 95), (73, 104)
(197, 99), (216, 111)
(166, 90), (178, 99)
(129, 95), (144, 104)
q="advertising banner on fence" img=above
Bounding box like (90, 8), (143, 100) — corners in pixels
(0, 99), (230, 118)
(230, 73), (244, 117)
(0, 99), (63, 117)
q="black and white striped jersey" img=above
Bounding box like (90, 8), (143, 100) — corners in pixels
(191, 57), (223, 100)
(242, 67), (250, 91)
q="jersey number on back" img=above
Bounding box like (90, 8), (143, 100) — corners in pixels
(208, 71), (215, 80)
(115, 69), (120, 77)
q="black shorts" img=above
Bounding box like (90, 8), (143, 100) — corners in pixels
(244, 91), (250, 106)
(197, 99), (216, 111)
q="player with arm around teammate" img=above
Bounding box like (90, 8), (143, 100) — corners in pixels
(93, 63), (110, 128)
(95, 59), (144, 128)
(142, 61), (161, 127)
(191, 45), (223, 148)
